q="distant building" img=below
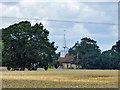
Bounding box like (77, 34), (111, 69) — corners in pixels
(57, 30), (76, 69)
(58, 53), (76, 69)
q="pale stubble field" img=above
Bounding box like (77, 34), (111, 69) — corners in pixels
(1, 67), (119, 88)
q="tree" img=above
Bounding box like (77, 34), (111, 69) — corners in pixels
(2, 21), (57, 70)
(112, 40), (120, 53)
(111, 40), (120, 69)
(101, 50), (120, 69)
(69, 37), (101, 69)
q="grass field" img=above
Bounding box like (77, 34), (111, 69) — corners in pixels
(1, 67), (118, 88)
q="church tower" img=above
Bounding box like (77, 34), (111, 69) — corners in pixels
(60, 30), (68, 57)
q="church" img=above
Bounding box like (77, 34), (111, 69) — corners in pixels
(57, 30), (76, 69)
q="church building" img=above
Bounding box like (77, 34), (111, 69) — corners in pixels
(57, 30), (76, 69)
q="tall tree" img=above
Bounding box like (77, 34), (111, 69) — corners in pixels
(69, 37), (101, 69)
(2, 21), (57, 70)
(101, 50), (120, 69)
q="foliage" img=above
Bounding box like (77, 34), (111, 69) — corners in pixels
(101, 50), (120, 69)
(2, 21), (57, 69)
(112, 40), (120, 53)
(69, 37), (101, 69)
(69, 38), (120, 69)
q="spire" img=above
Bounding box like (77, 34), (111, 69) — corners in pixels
(63, 30), (66, 48)
(60, 30), (68, 57)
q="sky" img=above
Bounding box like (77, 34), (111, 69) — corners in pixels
(0, 0), (119, 53)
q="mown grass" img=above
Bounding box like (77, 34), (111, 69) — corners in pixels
(1, 67), (118, 88)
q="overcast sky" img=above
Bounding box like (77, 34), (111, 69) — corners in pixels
(0, 0), (118, 52)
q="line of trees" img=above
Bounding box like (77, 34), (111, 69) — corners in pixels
(69, 37), (120, 69)
(1, 21), (120, 70)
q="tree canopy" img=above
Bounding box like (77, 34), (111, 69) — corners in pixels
(2, 21), (57, 69)
(69, 38), (120, 69)
(112, 40), (120, 53)
(69, 37), (101, 69)
(101, 50), (120, 69)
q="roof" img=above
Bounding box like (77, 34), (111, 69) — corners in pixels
(58, 53), (75, 65)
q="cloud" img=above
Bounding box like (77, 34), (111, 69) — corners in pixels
(0, 3), (22, 17)
(109, 25), (118, 38)
(0, 1), (118, 52)
(30, 16), (49, 26)
(66, 1), (80, 12)
(66, 24), (90, 40)
(17, 1), (115, 23)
